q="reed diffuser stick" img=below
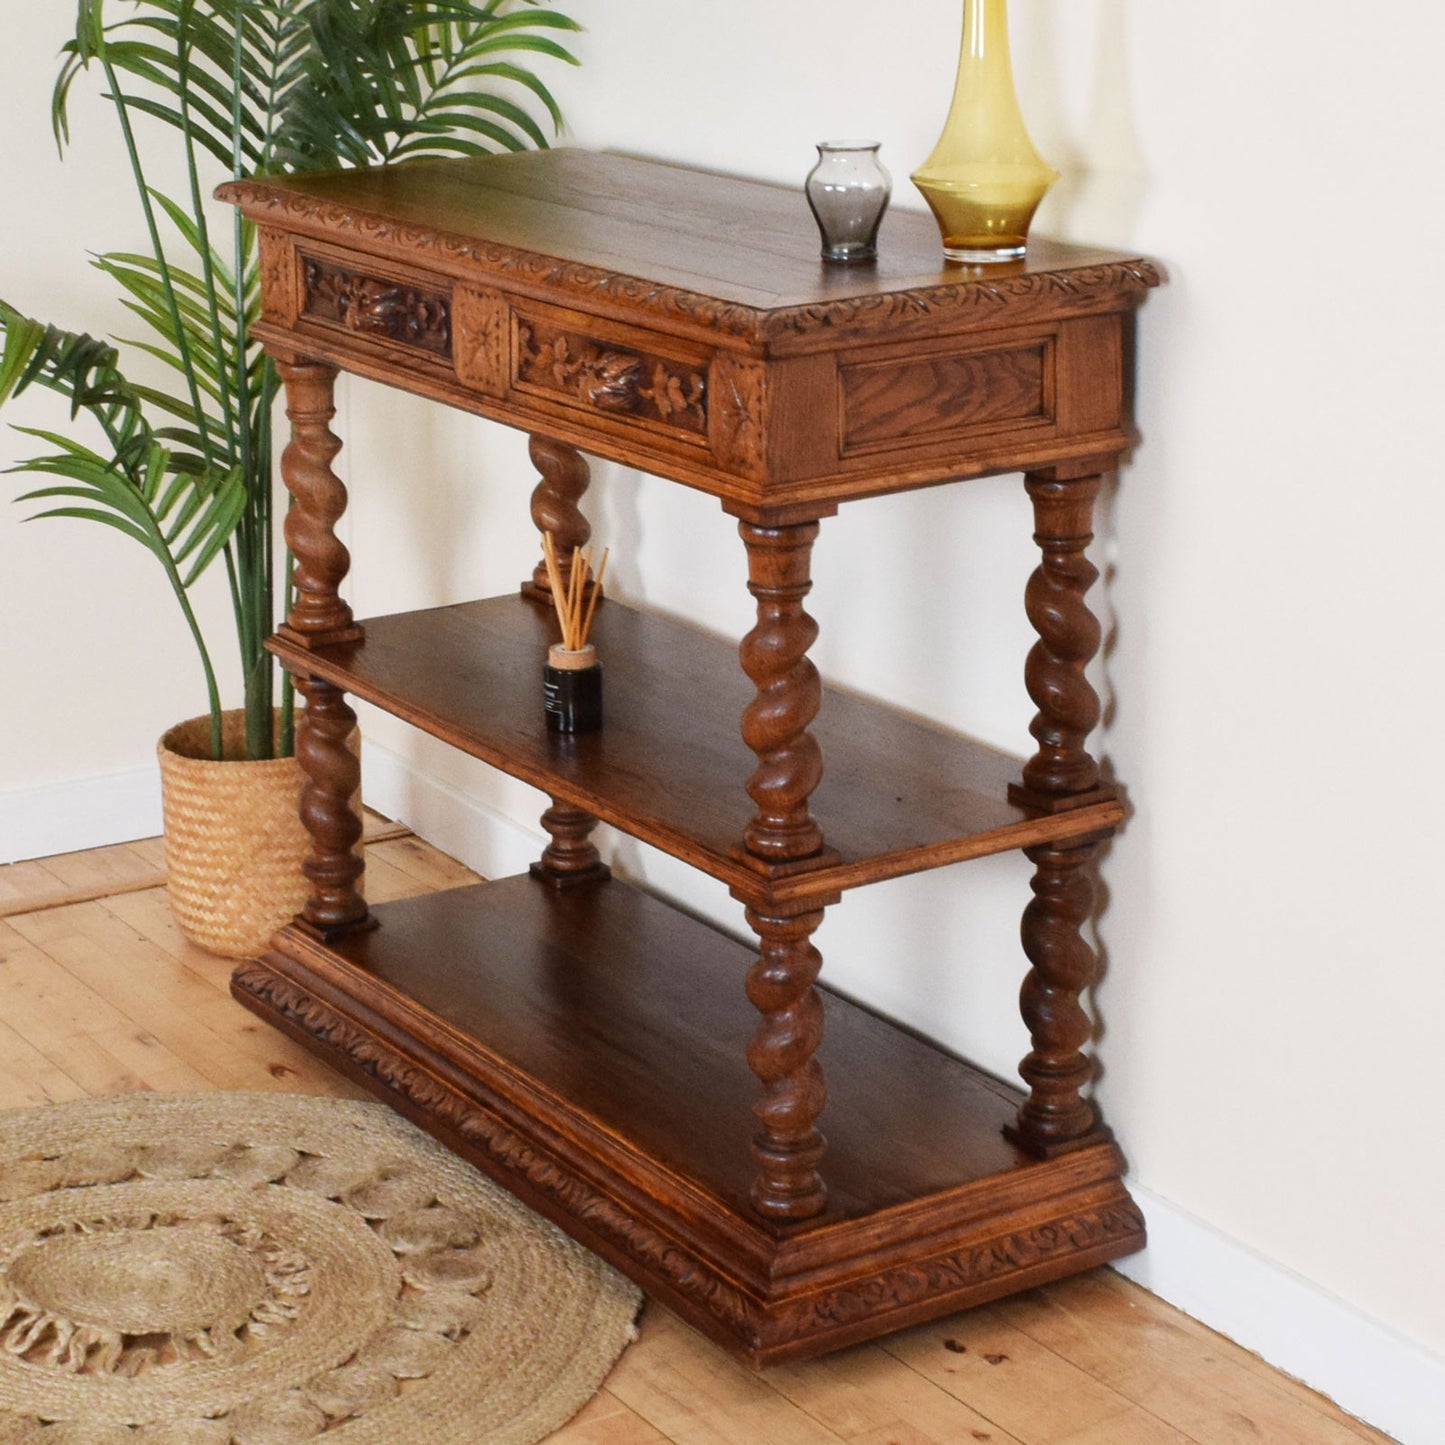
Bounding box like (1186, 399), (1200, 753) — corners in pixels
(568, 545), (586, 645)
(541, 530), (608, 652)
(579, 546), (610, 653)
(541, 531), (570, 642)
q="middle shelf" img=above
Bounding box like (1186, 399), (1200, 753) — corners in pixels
(269, 594), (1121, 901)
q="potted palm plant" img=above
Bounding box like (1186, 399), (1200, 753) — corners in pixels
(0, 0), (578, 954)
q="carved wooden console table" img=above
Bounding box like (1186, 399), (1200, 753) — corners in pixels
(221, 150), (1161, 1366)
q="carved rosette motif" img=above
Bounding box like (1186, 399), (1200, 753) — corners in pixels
(257, 229), (298, 327)
(711, 353), (770, 479)
(219, 183), (1161, 346)
(515, 321), (706, 434)
(302, 257), (451, 357)
(452, 285), (510, 397)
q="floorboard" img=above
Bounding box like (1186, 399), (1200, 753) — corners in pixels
(0, 822), (1399, 1445)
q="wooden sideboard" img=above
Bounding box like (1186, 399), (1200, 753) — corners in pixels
(220, 149), (1162, 1366)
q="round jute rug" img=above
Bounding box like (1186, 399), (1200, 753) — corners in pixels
(0, 1093), (642, 1444)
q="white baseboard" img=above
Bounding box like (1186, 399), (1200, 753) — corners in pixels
(7, 750), (1442, 1440)
(1116, 1186), (1444, 1444)
(0, 766), (163, 864)
(359, 738), (542, 880)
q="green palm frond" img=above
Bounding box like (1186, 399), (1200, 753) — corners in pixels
(13, 429), (246, 589)
(57, 1), (579, 176)
(14, 0), (579, 760)
(0, 301), (154, 463)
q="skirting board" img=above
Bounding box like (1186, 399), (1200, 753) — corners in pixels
(0, 765), (162, 865)
(1117, 1188), (1444, 1445)
(10, 747), (1442, 1437)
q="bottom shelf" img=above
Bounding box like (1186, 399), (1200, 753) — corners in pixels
(233, 873), (1143, 1364)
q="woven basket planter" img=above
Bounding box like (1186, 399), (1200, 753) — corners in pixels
(157, 710), (311, 958)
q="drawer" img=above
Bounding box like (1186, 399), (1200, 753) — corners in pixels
(505, 298), (712, 447)
(293, 246), (455, 365)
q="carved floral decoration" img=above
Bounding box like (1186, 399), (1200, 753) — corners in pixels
(516, 323), (706, 433)
(303, 259), (451, 358)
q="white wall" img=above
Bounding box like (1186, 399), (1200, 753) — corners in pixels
(0, 12), (247, 796)
(3, 2), (1442, 1432)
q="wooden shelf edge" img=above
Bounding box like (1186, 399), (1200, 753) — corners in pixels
(268, 597), (1123, 901)
(767, 799), (1126, 902)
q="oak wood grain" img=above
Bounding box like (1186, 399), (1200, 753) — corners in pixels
(221, 150), (1159, 349)
(260, 873), (1031, 1223)
(224, 151), (1158, 515)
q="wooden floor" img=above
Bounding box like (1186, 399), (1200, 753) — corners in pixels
(0, 826), (1397, 1445)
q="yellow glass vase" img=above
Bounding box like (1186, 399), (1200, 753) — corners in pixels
(912, 0), (1058, 263)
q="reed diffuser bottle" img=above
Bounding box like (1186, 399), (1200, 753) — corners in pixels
(912, 0), (1058, 263)
(540, 532), (608, 734)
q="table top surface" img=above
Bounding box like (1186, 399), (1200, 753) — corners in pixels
(221, 149), (1160, 332)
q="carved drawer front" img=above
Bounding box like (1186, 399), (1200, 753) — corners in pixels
(511, 302), (711, 446)
(298, 250), (453, 361)
(838, 331), (1056, 460)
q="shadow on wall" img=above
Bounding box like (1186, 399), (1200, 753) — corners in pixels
(1025, 0), (1148, 246)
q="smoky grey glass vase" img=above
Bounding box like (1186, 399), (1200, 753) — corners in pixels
(805, 141), (892, 264)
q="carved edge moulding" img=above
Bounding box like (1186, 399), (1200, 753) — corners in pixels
(224, 180), (1161, 352)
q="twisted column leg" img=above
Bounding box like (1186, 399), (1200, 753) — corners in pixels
(276, 359), (361, 648)
(1006, 471), (1115, 1154)
(1005, 835), (1112, 1156)
(524, 435), (593, 605)
(294, 677), (370, 937)
(738, 521), (825, 862)
(530, 798), (610, 888)
(742, 899), (830, 1220)
(1009, 472), (1107, 811)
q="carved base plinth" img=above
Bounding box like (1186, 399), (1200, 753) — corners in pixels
(231, 875), (1144, 1365)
